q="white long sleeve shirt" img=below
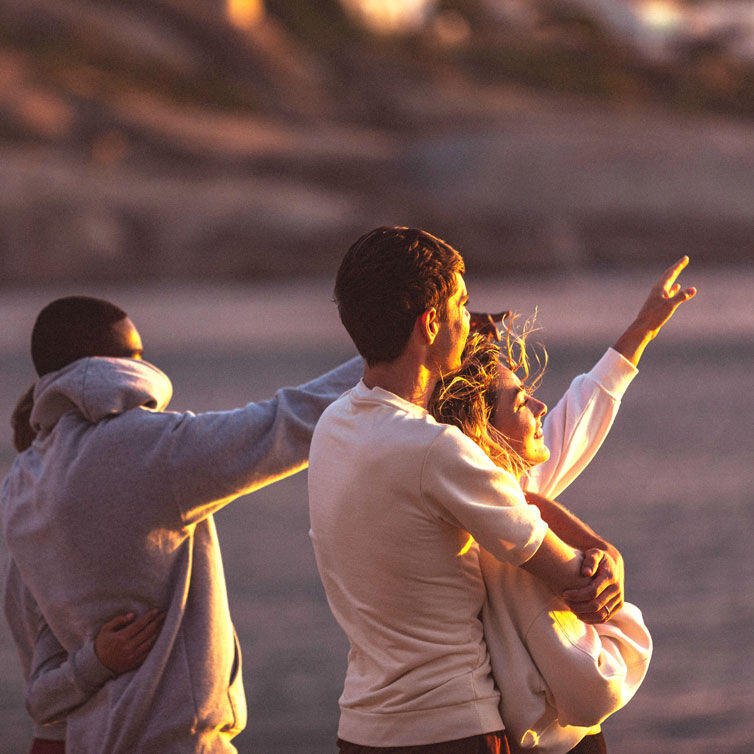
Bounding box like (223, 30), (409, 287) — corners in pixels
(308, 382), (548, 747)
(481, 348), (652, 753)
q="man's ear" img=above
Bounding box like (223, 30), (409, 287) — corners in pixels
(418, 307), (440, 345)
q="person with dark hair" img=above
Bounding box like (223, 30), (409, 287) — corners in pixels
(308, 227), (622, 754)
(30, 296), (143, 376)
(2, 295), (364, 752)
(5, 386), (164, 754)
(334, 226), (466, 366)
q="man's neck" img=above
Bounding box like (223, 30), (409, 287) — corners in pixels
(362, 359), (439, 409)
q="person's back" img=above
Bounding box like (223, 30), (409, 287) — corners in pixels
(2, 296), (363, 752)
(310, 382), (541, 744)
(4, 355), (245, 751)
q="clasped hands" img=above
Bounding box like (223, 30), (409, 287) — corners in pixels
(563, 546), (625, 625)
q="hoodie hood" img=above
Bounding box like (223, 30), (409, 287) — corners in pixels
(31, 357), (173, 433)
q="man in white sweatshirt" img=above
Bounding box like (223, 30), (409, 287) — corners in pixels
(308, 227), (619, 753)
(2, 295), (363, 752)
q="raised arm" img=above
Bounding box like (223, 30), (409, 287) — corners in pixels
(612, 255), (696, 366)
(527, 348), (637, 500)
(523, 258), (696, 619)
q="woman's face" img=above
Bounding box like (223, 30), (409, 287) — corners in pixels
(491, 366), (550, 468)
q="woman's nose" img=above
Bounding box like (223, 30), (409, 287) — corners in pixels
(533, 398), (547, 417)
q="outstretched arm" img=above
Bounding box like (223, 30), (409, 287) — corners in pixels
(164, 356), (364, 525)
(523, 258), (696, 620)
(613, 255), (696, 366)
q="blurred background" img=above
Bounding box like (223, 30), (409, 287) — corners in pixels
(1, 0), (753, 278)
(0, 0), (752, 752)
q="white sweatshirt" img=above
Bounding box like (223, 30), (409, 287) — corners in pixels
(308, 382), (548, 747)
(482, 348), (652, 753)
(2, 354), (362, 752)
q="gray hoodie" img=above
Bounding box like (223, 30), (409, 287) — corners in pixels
(2, 354), (362, 752)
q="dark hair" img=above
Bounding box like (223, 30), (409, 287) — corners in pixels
(31, 296), (133, 376)
(334, 226), (465, 365)
(11, 384), (36, 452)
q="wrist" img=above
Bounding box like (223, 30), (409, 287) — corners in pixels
(613, 325), (652, 366)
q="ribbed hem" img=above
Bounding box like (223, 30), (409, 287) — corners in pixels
(337, 698), (504, 748)
(595, 349), (638, 398)
(31, 721), (67, 741)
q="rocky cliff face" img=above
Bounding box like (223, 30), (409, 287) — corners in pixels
(0, 0), (751, 282)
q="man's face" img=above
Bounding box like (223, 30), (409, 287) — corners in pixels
(432, 272), (470, 374)
(108, 317), (143, 360)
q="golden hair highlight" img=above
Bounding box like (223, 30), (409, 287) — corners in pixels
(429, 314), (547, 479)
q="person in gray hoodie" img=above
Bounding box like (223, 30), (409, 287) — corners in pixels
(2, 295), (363, 753)
(5, 384), (166, 753)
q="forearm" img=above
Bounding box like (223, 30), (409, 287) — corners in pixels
(27, 637), (112, 725)
(525, 491), (610, 552)
(520, 529), (590, 596)
(612, 322), (653, 367)
(525, 491), (624, 621)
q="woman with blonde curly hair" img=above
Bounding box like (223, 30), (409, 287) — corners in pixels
(429, 257), (696, 754)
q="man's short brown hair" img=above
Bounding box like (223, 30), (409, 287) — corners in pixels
(334, 227), (465, 366)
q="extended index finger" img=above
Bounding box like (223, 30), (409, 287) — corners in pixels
(659, 256), (690, 294)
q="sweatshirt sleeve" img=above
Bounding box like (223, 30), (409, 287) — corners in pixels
(480, 551), (652, 751)
(25, 621), (114, 726)
(520, 599), (652, 728)
(524, 348), (637, 499)
(166, 356), (363, 524)
(3, 563), (113, 728)
(421, 428), (548, 566)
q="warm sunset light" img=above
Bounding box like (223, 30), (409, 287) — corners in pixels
(340, 0), (434, 34)
(637, 0), (683, 29)
(457, 534), (475, 556)
(226, 0), (264, 30)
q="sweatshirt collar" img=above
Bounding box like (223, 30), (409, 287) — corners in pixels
(351, 379), (430, 419)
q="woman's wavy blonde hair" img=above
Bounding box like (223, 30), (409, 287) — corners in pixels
(429, 314), (546, 478)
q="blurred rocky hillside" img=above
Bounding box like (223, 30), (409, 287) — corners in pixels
(0, 0), (752, 282)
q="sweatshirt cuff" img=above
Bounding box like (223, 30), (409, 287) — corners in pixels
(592, 348), (639, 399)
(71, 639), (115, 692)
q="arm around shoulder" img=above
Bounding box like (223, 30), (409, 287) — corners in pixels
(166, 356), (363, 524)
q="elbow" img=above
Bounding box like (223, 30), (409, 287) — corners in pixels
(25, 694), (62, 726)
(557, 681), (625, 727)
